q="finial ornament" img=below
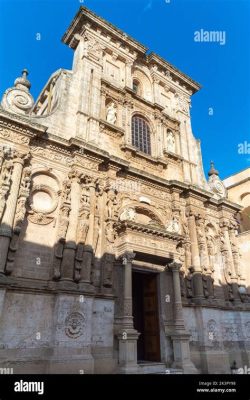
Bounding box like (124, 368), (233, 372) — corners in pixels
(208, 161), (219, 176)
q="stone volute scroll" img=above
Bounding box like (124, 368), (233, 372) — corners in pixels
(208, 161), (227, 199)
(1, 69), (34, 115)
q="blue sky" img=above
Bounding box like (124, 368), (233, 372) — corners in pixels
(0, 0), (249, 179)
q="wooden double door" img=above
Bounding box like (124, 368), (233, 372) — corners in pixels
(132, 271), (161, 362)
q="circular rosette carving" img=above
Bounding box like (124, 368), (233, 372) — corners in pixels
(65, 312), (85, 339)
(3, 88), (34, 114)
(27, 184), (58, 225)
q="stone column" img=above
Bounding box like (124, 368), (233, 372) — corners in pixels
(187, 211), (204, 302)
(169, 262), (186, 332)
(168, 261), (198, 373)
(117, 252), (139, 374)
(0, 151), (27, 274)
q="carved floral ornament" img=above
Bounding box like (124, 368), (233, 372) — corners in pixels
(0, 128), (30, 145)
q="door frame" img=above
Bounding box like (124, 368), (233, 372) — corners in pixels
(132, 267), (162, 363)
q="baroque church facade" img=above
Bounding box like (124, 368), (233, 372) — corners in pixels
(0, 6), (249, 374)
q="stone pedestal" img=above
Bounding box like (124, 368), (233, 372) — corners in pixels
(116, 252), (140, 373)
(171, 333), (198, 373)
(168, 261), (198, 374)
(117, 329), (140, 374)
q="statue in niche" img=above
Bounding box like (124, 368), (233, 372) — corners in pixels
(20, 167), (32, 192)
(81, 185), (90, 205)
(77, 209), (89, 243)
(61, 179), (71, 203)
(1, 160), (13, 183)
(166, 131), (175, 153)
(106, 189), (118, 220)
(106, 102), (117, 125)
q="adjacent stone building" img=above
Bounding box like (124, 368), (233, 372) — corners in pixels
(0, 6), (249, 374)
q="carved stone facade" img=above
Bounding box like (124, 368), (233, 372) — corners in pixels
(0, 6), (249, 374)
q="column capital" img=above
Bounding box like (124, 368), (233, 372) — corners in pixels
(168, 261), (182, 272)
(121, 251), (136, 265)
(12, 150), (30, 165)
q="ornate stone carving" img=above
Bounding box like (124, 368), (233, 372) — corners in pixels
(220, 234), (233, 278)
(5, 166), (32, 274)
(27, 183), (58, 225)
(119, 207), (136, 222)
(65, 312), (85, 339)
(166, 215), (181, 234)
(52, 176), (71, 280)
(31, 146), (72, 166)
(0, 159), (13, 222)
(0, 128), (30, 145)
(177, 95), (190, 115)
(82, 34), (105, 61)
(208, 162), (227, 199)
(106, 188), (118, 220)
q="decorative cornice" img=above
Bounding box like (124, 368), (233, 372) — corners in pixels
(120, 144), (168, 169)
(0, 109), (47, 138)
(62, 6), (147, 54)
(99, 119), (125, 138)
(147, 53), (201, 95)
(115, 220), (182, 240)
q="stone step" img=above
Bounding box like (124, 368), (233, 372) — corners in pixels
(138, 362), (183, 374)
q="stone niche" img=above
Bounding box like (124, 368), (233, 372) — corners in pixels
(12, 170), (60, 280)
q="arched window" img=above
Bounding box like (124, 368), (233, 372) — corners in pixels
(132, 115), (151, 155)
